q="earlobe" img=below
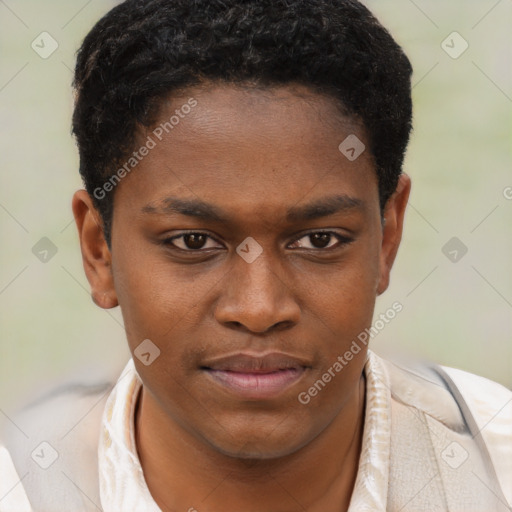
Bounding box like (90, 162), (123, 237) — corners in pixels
(72, 189), (119, 309)
(376, 173), (411, 295)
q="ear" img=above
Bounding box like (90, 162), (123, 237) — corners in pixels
(72, 189), (118, 309)
(377, 173), (411, 295)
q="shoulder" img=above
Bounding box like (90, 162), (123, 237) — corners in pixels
(374, 351), (512, 433)
(375, 352), (467, 429)
(374, 352), (512, 505)
(0, 444), (32, 511)
(440, 364), (512, 428)
(0, 378), (116, 511)
(440, 364), (512, 503)
(2, 379), (113, 447)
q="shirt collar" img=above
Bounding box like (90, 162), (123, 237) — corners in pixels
(98, 350), (391, 512)
(98, 361), (159, 512)
(347, 350), (391, 512)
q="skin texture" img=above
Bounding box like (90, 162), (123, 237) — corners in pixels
(72, 83), (411, 511)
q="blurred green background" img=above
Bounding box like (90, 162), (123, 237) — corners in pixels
(1, 0), (511, 413)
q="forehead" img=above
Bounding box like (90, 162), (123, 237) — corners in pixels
(154, 82), (361, 142)
(114, 83), (378, 219)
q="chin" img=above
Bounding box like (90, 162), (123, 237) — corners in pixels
(201, 421), (313, 461)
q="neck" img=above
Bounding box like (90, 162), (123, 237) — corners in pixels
(135, 374), (366, 512)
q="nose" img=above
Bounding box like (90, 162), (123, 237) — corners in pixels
(214, 252), (301, 334)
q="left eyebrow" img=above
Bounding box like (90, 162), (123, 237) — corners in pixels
(286, 194), (364, 222)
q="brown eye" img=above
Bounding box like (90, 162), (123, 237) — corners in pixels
(183, 233), (207, 249)
(288, 231), (353, 250)
(163, 233), (223, 251)
(309, 233), (332, 248)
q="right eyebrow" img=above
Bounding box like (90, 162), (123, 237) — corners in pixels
(141, 196), (226, 222)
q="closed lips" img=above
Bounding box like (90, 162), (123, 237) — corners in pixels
(200, 352), (311, 373)
(200, 353), (312, 399)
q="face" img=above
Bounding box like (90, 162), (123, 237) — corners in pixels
(73, 83), (410, 459)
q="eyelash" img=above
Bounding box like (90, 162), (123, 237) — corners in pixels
(161, 231), (353, 252)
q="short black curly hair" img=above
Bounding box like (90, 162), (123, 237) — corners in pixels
(72, 0), (413, 248)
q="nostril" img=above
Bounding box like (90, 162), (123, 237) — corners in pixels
(273, 320), (294, 331)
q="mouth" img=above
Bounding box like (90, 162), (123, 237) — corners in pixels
(200, 352), (311, 400)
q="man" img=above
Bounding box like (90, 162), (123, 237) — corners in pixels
(1, 0), (511, 511)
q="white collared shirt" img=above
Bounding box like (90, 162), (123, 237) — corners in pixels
(97, 351), (392, 511)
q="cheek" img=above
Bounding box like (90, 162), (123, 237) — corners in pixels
(303, 247), (380, 325)
(111, 244), (176, 351)
(112, 249), (222, 365)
